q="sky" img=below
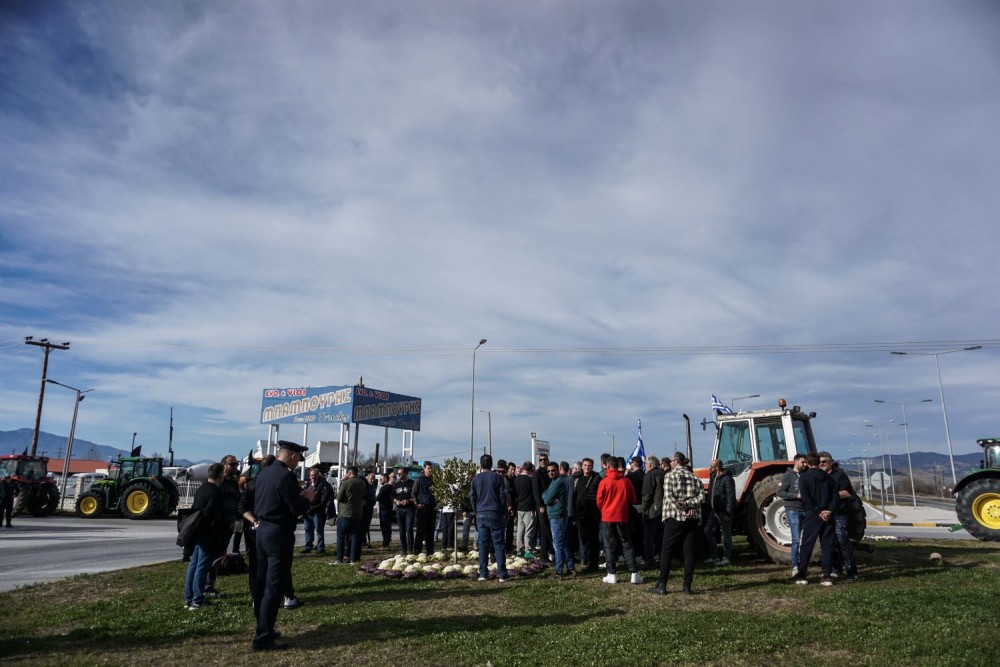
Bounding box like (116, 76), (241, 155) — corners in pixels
(2, 1), (999, 472)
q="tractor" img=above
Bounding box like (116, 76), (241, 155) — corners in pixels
(75, 455), (179, 519)
(0, 454), (60, 516)
(696, 398), (862, 564)
(953, 438), (1000, 541)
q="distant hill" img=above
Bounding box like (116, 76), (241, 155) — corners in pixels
(0, 429), (191, 466)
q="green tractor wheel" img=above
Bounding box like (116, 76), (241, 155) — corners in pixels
(76, 491), (105, 518)
(956, 477), (1000, 541)
(121, 482), (160, 520)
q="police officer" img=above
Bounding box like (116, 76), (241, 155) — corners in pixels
(251, 441), (312, 652)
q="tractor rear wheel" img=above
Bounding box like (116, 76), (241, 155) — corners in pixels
(76, 491), (104, 518)
(746, 473), (795, 565)
(122, 482), (160, 520)
(956, 477), (1000, 541)
(31, 485), (60, 516)
(162, 478), (180, 516)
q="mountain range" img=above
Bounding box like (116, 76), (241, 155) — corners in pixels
(0, 429), (192, 467)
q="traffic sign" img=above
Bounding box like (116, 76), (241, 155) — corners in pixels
(871, 471), (892, 490)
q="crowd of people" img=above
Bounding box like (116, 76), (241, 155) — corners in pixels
(178, 442), (861, 651)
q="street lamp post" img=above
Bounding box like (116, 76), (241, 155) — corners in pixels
(603, 432), (616, 457)
(874, 398), (932, 509)
(730, 394), (760, 412)
(470, 339), (487, 462)
(477, 409), (492, 456)
(864, 420), (895, 511)
(45, 379), (93, 509)
(891, 346), (981, 486)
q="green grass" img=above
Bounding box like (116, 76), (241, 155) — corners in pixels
(1, 538), (998, 666)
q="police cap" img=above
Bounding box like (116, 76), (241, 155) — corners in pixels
(277, 440), (308, 454)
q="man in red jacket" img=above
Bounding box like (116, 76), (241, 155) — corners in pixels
(596, 457), (643, 585)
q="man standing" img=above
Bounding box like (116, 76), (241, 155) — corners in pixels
(640, 455), (664, 569)
(794, 453), (837, 586)
(573, 458), (602, 573)
(541, 461), (574, 578)
(822, 455), (859, 582)
(301, 467), (331, 555)
(777, 454), (807, 578)
(0, 471), (15, 528)
(412, 461), (437, 556)
(376, 473), (394, 548)
(470, 454), (510, 582)
(183, 462), (226, 610)
(393, 467), (416, 555)
(703, 459), (736, 566)
(651, 452), (705, 595)
(251, 441), (312, 652)
(532, 453), (554, 562)
(597, 457), (642, 585)
(513, 462), (536, 558)
(333, 466), (366, 564)
(204, 455), (241, 598)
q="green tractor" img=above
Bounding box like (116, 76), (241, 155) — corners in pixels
(76, 456), (179, 519)
(953, 438), (1000, 541)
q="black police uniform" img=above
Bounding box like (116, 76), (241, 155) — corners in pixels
(252, 444), (310, 650)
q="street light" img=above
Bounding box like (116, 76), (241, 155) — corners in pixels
(874, 398), (932, 509)
(477, 409), (492, 456)
(470, 339), (487, 462)
(602, 432), (616, 457)
(45, 379), (93, 508)
(891, 346), (981, 486)
(731, 394), (760, 412)
(864, 419), (896, 505)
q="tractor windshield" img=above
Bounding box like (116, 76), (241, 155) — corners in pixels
(755, 419), (789, 461)
(19, 459), (47, 480)
(0, 459), (14, 476)
(146, 460), (161, 477)
(985, 444), (1000, 470)
(791, 419), (814, 456)
(717, 420), (752, 476)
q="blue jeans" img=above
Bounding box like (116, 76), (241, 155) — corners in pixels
(396, 507), (415, 554)
(477, 511), (508, 578)
(184, 544), (211, 604)
(336, 515), (361, 562)
(549, 516), (574, 574)
(303, 510), (326, 551)
(787, 509), (804, 570)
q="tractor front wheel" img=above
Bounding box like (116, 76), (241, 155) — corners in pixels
(956, 477), (1000, 541)
(122, 482), (160, 520)
(746, 473), (794, 565)
(76, 491), (104, 518)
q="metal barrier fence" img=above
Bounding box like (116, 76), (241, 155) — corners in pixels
(57, 479), (200, 513)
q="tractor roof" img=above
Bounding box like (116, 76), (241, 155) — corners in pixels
(976, 438), (1000, 448)
(716, 406), (815, 422)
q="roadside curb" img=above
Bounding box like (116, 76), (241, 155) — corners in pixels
(867, 521), (958, 528)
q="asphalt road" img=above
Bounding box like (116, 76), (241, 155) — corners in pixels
(0, 515), (181, 593)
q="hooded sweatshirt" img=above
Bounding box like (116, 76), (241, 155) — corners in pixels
(595, 468), (636, 523)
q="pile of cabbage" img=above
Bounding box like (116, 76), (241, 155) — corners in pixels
(358, 550), (547, 580)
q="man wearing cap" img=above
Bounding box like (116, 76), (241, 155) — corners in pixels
(251, 441), (312, 652)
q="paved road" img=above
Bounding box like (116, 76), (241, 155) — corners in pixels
(0, 515), (180, 593)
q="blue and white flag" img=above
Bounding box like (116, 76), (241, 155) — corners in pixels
(628, 419), (646, 471)
(711, 394), (734, 415)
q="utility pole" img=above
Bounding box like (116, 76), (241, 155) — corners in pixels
(25, 337), (70, 456)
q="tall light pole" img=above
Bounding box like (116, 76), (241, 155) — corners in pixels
(45, 379), (93, 508)
(731, 394), (760, 412)
(865, 419), (895, 506)
(25, 337), (71, 456)
(478, 409), (492, 456)
(470, 339), (487, 462)
(874, 398), (932, 509)
(891, 346), (981, 486)
(603, 432), (616, 457)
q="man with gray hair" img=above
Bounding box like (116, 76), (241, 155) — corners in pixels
(641, 455), (664, 569)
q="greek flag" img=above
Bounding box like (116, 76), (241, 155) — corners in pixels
(628, 419), (646, 471)
(711, 394), (734, 415)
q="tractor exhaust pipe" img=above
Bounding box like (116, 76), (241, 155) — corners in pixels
(683, 414), (693, 466)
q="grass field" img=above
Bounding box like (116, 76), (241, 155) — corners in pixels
(1, 537), (998, 666)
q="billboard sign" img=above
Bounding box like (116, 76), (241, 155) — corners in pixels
(260, 384), (422, 431)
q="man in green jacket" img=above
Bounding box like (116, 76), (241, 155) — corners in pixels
(332, 467), (366, 564)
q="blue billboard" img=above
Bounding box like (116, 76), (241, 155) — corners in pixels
(260, 384), (421, 431)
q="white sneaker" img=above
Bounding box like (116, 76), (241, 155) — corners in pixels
(602, 573), (617, 585)
(791, 566), (799, 578)
(718, 557), (730, 566)
(630, 572), (644, 585)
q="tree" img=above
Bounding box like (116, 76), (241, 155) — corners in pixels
(431, 457), (478, 561)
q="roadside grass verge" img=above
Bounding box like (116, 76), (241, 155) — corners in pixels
(1, 537), (997, 666)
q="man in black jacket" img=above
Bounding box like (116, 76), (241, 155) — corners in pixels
(301, 467), (331, 555)
(184, 463), (226, 611)
(640, 455), (665, 569)
(794, 453), (836, 586)
(512, 462), (537, 557)
(703, 459), (737, 566)
(532, 453), (554, 561)
(573, 458), (602, 573)
(376, 473), (394, 548)
(412, 462), (436, 556)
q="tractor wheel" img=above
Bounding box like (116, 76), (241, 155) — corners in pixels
(162, 478), (180, 516)
(122, 482), (160, 520)
(31, 485), (60, 516)
(76, 491), (105, 518)
(12, 488), (27, 516)
(956, 478), (1000, 541)
(746, 473), (795, 565)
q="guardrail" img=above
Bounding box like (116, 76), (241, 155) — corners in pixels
(57, 479), (200, 513)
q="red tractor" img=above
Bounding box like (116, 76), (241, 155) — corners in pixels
(0, 453), (61, 517)
(695, 399), (861, 564)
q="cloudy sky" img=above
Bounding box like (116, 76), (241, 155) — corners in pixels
(2, 1), (998, 471)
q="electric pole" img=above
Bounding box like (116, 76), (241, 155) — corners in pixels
(25, 336), (70, 456)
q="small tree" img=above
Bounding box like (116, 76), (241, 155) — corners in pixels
(431, 457), (478, 561)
